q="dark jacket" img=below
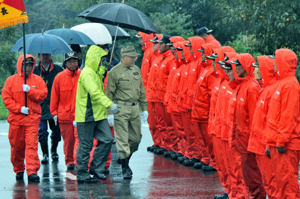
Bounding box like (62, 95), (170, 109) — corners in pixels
(33, 60), (63, 120)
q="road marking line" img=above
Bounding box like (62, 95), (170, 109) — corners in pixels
(142, 124), (149, 127)
(61, 172), (77, 180)
(0, 133), (8, 136)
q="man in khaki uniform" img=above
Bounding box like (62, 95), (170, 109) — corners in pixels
(106, 46), (148, 179)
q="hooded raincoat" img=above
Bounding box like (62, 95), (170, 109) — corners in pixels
(266, 49), (300, 199)
(2, 54), (47, 176)
(75, 45), (113, 122)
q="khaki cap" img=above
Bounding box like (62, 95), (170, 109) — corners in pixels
(121, 46), (140, 57)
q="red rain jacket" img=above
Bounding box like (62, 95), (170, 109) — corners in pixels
(50, 68), (81, 123)
(209, 47), (236, 136)
(156, 50), (175, 102)
(233, 53), (261, 153)
(205, 34), (221, 48)
(265, 49), (300, 150)
(2, 54), (48, 126)
(191, 43), (216, 122)
(138, 32), (154, 88)
(248, 56), (276, 155)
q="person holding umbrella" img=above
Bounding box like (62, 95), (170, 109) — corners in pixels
(70, 44), (85, 70)
(2, 55), (48, 182)
(50, 51), (81, 171)
(33, 53), (63, 164)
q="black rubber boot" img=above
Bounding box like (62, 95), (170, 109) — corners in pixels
(51, 140), (59, 161)
(120, 158), (132, 179)
(28, 174), (40, 182)
(127, 154), (133, 175)
(40, 142), (49, 164)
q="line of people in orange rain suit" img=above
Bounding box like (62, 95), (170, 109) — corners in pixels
(140, 26), (300, 199)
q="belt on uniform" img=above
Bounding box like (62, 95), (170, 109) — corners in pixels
(115, 100), (138, 106)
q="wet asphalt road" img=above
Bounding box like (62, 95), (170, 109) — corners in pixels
(0, 120), (224, 198)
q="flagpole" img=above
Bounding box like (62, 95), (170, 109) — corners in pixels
(23, 23), (27, 108)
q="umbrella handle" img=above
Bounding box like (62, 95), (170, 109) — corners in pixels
(108, 24), (119, 65)
(23, 23), (28, 114)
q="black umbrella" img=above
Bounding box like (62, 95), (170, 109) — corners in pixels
(78, 3), (158, 33)
(102, 24), (130, 40)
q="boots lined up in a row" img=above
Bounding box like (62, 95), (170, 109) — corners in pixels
(147, 145), (217, 172)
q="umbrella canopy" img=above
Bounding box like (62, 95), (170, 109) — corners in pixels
(45, 28), (95, 45)
(10, 33), (72, 55)
(78, 3), (158, 33)
(71, 23), (112, 45)
(102, 24), (130, 39)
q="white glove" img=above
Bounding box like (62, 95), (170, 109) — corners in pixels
(53, 115), (58, 126)
(143, 111), (148, 122)
(109, 103), (121, 114)
(107, 114), (114, 127)
(73, 121), (77, 127)
(21, 106), (29, 114)
(22, 84), (30, 92)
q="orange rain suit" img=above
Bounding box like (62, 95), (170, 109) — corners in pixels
(247, 56), (277, 199)
(265, 49), (300, 199)
(2, 54), (48, 176)
(231, 54), (265, 198)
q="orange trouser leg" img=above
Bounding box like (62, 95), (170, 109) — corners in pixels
(213, 136), (230, 195)
(240, 153), (266, 199)
(198, 122), (216, 167)
(105, 127), (114, 168)
(270, 146), (300, 199)
(256, 154), (277, 199)
(170, 114), (180, 153)
(60, 123), (75, 166)
(171, 114), (186, 154)
(74, 127), (97, 168)
(182, 111), (198, 159)
(8, 124), (40, 175)
(193, 120), (208, 162)
(154, 102), (167, 148)
(161, 104), (173, 151)
(221, 140), (246, 199)
(148, 101), (158, 146)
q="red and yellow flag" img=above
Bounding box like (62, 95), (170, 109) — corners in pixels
(0, 0), (29, 29)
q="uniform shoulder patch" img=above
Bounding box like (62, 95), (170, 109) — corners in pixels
(133, 72), (139, 75)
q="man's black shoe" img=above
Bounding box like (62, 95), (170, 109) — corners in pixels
(103, 168), (110, 175)
(90, 170), (107, 180)
(51, 152), (59, 161)
(67, 164), (75, 170)
(28, 174), (40, 182)
(163, 150), (175, 158)
(202, 165), (217, 172)
(16, 172), (24, 180)
(150, 145), (159, 152)
(155, 148), (166, 155)
(41, 154), (49, 164)
(178, 157), (189, 164)
(214, 192), (229, 199)
(194, 161), (207, 169)
(147, 146), (153, 151)
(77, 176), (98, 183)
(122, 167), (132, 179)
(184, 158), (200, 167)
(170, 153), (178, 160)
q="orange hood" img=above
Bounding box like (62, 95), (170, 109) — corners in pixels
(257, 56), (276, 88)
(138, 32), (154, 51)
(188, 36), (205, 60)
(235, 53), (256, 81)
(201, 43), (215, 67)
(275, 48), (298, 80)
(173, 41), (188, 62)
(214, 46), (236, 80)
(17, 54), (36, 77)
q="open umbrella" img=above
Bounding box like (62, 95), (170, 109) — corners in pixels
(45, 28), (95, 45)
(71, 23), (112, 45)
(102, 24), (130, 40)
(78, 3), (157, 33)
(11, 33), (72, 55)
